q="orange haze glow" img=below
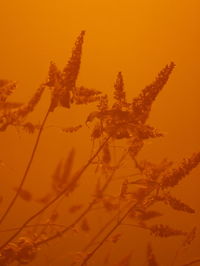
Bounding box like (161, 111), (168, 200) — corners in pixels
(0, 1), (200, 265)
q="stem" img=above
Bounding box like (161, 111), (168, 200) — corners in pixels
(80, 188), (157, 266)
(0, 135), (111, 251)
(36, 151), (128, 246)
(80, 203), (136, 266)
(182, 259), (200, 266)
(37, 199), (97, 246)
(83, 213), (118, 251)
(0, 107), (51, 225)
(0, 223), (68, 233)
(82, 200), (136, 252)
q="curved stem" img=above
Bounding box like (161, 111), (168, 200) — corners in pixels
(0, 107), (51, 225)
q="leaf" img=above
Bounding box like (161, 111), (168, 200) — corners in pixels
(119, 179), (128, 199)
(161, 192), (195, 214)
(80, 218), (90, 232)
(62, 125), (82, 133)
(137, 210), (162, 221)
(49, 211), (59, 222)
(109, 233), (121, 243)
(69, 204), (83, 213)
(36, 193), (52, 205)
(113, 251), (133, 266)
(86, 111), (100, 124)
(51, 149), (75, 194)
(103, 197), (119, 212)
(13, 188), (32, 202)
(102, 141), (111, 165)
(182, 227), (197, 247)
(150, 224), (186, 237)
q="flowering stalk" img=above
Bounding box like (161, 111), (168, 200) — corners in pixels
(0, 31), (86, 226)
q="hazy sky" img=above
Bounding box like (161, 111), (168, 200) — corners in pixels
(0, 1), (200, 265)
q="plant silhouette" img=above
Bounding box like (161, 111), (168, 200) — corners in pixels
(0, 32), (199, 266)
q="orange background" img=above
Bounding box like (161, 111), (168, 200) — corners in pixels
(0, 1), (200, 265)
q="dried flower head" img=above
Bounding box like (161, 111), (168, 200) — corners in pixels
(0, 85), (45, 131)
(132, 62), (175, 123)
(150, 224), (186, 237)
(48, 31), (85, 111)
(161, 192), (195, 213)
(73, 86), (101, 105)
(63, 31), (85, 91)
(161, 152), (200, 189)
(0, 80), (16, 102)
(97, 94), (109, 112)
(182, 227), (197, 247)
(113, 72), (126, 109)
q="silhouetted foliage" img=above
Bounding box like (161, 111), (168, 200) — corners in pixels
(0, 32), (199, 266)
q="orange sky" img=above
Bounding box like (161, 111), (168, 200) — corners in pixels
(0, 1), (200, 265)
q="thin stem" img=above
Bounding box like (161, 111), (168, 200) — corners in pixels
(80, 188), (156, 265)
(80, 202), (137, 266)
(121, 223), (147, 230)
(37, 199), (97, 246)
(33, 198), (64, 241)
(0, 135), (111, 251)
(0, 107), (51, 225)
(36, 151), (128, 246)
(83, 202), (134, 252)
(0, 223), (67, 233)
(182, 259), (200, 266)
(83, 214), (118, 251)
